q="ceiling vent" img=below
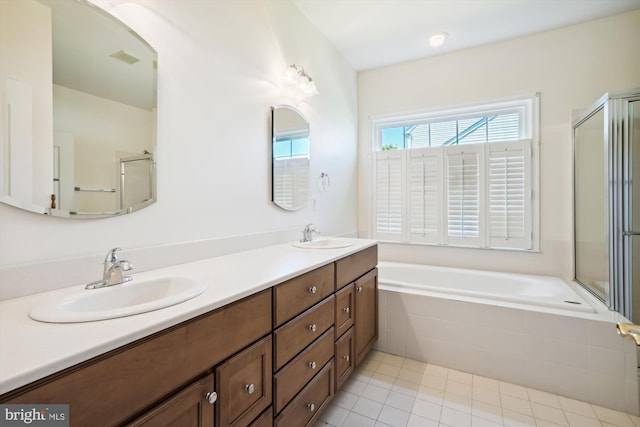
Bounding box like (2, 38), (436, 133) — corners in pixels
(110, 50), (141, 65)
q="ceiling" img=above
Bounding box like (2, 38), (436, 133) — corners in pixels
(290, 0), (640, 71)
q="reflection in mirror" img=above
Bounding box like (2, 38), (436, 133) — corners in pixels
(271, 105), (310, 211)
(0, 0), (157, 218)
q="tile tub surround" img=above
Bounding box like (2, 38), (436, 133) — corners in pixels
(375, 289), (640, 416)
(314, 350), (640, 427)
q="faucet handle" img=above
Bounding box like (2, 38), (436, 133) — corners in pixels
(105, 247), (121, 263)
(118, 260), (134, 271)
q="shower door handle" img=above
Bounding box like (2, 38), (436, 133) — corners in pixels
(623, 231), (640, 236)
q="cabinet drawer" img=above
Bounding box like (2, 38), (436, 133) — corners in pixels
(334, 283), (354, 340)
(216, 336), (272, 427)
(335, 327), (355, 391)
(273, 263), (335, 327)
(336, 245), (377, 289)
(274, 327), (334, 414)
(274, 295), (335, 370)
(274, 360), (334, 427)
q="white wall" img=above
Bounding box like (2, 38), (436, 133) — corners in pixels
(0, 0), (358, 270)
(358, 10), (640, 279)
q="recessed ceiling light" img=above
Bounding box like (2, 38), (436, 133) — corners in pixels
(428, 32), (449, 47)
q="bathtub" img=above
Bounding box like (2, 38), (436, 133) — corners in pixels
(378, 261), (595, 313)
(375, 261), (639, 415)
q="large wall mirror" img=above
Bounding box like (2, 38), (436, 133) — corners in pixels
(0, 0), (157, 218)
(271, 105), (310, 211)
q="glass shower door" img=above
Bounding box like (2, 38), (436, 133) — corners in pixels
(629, 100), (640, 321)
(574, 106), (609, 302)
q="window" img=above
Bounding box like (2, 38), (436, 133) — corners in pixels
(372, 94), (539, 250)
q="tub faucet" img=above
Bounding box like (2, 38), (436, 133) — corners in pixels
(301, 224), (320, 242)
(85, 247), (134, 289)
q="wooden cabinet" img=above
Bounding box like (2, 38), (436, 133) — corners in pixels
(248, 408), (273, 427)
(274, 361), (334, 427)
(273, 264), (335, 327)
(336, 245), (377, 290)
(273, 295), (335, 371)
(354, 268), (378, 367)
(1, 290), (271, 427)
(1, 244), (378, 427)
(273, 328), (334, 413)
(126, 374), (214, 427)
(335, 284), (354, 339)
(334, 327), (355, 390)
(215, 336), (272, 427)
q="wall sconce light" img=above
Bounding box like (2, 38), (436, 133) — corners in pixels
(284, 64), (319, 97)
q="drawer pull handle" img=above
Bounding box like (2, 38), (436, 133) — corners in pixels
(205, 391), (217, 405)
(343, 355), (350, 362)
(357, 286), (363, 292)
(307, 403), (316, 412)
(343, 307), (350, 314)
(308, 286), (317, 294)
(245, 384), (255, 395)
(309, 361), (317, 369)
(309, 324), (317, 332)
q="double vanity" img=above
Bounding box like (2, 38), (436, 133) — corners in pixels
(0, 238), (378, 427)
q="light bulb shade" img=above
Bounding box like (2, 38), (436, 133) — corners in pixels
(283, 63), (318, 96)
(283, 65), (299, 84)
(296, 73), (310, 89)
(303, 80), (319, 96)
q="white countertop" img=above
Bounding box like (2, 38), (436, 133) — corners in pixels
(0, 238), (377, 395)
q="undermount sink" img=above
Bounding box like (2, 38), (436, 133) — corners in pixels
(29, 276), (207, 323)
(292, 238), (353, 249)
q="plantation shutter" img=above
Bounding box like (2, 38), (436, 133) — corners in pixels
(445, 145), (483, 246)
(273, 158), (309, 209)
(408, 147), (442, 243)
(375, 150), (403, 240)
(487, 139), (532, 249)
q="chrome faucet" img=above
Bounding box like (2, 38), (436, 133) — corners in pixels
(301, 224), (320, 242)
(85, 247), (134, 289)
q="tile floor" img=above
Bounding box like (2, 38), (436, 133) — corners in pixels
(314, 350), (640, 427)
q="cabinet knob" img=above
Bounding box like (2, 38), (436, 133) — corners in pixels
(309, 361), (317, 370)
(308, 286), (317, 294)
(307, 403), (316, 412)
(309, 324), (317, 332)
(343, 355), (350, 362)
(205, 391), (217, 405)
(343, 307), (350, 314)
(357, 286), (363, 292)
(245, 383), (255, 395)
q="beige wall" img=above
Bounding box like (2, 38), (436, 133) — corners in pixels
(358, 10), (640, 279)
(0, 0), (53, 210)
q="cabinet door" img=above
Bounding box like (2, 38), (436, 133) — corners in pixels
(216, 336), (272, 427)
(334, 326), (355, 391)
(334, 284), (354, 340)
(354, 268), (378, 367)
(126, 373), (214, 427)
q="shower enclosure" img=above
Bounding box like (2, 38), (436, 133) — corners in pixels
(573, 88), (640, 321)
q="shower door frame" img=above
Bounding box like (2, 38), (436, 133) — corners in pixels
(572, 88), (640, 320)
